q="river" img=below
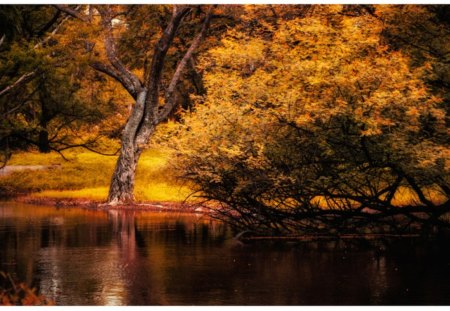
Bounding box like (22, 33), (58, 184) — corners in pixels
(0, 202), (449, 305)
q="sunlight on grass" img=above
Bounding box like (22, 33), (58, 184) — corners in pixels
(34, 187), (109, 200)
(309, 185), (446, 209)
(135, 183), (192, 202)
(7, 151), (70, 165)
(34, 183), (192, 202)
(0, 148), (192, 203)
(391, 186), (447, 206)
(2, 149), (445, 206)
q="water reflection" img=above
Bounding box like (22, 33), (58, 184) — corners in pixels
(0, 202), (450, 305)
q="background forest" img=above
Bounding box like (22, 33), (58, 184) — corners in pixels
(0, 4), (449, 235)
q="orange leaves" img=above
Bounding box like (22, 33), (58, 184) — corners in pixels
(186, 7), (446, 143)
(0, 273), (53, 306)
(170, 5), (448, 205)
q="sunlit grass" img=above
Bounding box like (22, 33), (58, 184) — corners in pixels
(0, 148), (192, 202)
(34, 187), (109, 200)
(2, 149), (446, 206)
(310, 185), (446, 209)
(34, 184), (192, 202)
(135, 183), (192, 202)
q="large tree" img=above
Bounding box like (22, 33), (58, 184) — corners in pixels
(171, 5), (449, 234)
(54, 5), (216, 205)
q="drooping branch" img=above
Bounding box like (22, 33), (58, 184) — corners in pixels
(56, 142), (120, 156)
(158, 6), (215, 123)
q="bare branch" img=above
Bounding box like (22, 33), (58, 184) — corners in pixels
(135, 5), (191, 145)
(91, 62), (140, 100)
(53, 5), (89, 22)
(158, 5), (215, 123)
(0, 71), (37, 98)
(96, 5), (143, 97)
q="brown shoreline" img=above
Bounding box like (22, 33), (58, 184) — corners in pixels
(4, 196), (450, 241)
(10, 195), (209, 215)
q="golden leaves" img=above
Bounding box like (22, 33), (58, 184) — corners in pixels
(170, 6), (448, 200)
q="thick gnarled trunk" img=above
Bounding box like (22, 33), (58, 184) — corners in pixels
(107, 145), (140, 205)
(107, 90), (147, 204)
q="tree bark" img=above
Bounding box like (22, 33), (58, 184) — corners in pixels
(107, 147), (140, 204)
(107, 90), (147, 205)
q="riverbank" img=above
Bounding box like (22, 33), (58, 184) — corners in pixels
(0, 148), (192, 203)
(13, 195), (207, 214)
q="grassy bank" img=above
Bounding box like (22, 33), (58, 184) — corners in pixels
(1, 148), (445, 207)
(0, 148), (191, 202)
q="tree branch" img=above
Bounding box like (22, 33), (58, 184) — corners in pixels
(1, 5), (80, 98)
(56, 143), (120, 156)
(36, 9), (61, 37)
(91, 62), (140, 100)
(55, 4), (143, 98)
(143, 5), (192, 87)
(134, 5), (192, 145)
(34, 10), (74, 49)
(158, 5), (215, 123)
(96, 5), (143, 97)
(0, 71), (37, 98)
(0, 34), (5, 48)
(53, 5), (89, 22)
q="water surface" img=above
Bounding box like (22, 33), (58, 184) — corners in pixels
(1, 202), (449, 305)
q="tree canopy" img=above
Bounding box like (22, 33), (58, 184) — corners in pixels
(0, 5), (448, 234)
(169, 5), (449, 234)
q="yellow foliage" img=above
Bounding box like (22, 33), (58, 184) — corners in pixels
(168, 5), (448, 222)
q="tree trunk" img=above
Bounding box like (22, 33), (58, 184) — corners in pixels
(107, 90), (147, 205)
(38, 129), (50, 153)
(38, 97), (51, 153)
(105, 8), (190, 205)
(107, 144), (140, 205)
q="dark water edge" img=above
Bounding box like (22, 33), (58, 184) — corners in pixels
(0, 201), (450, 306)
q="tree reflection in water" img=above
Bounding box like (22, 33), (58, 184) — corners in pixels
(1, 203), (450, 305)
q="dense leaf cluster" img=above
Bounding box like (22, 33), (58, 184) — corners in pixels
(170, 5), (449, 235)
